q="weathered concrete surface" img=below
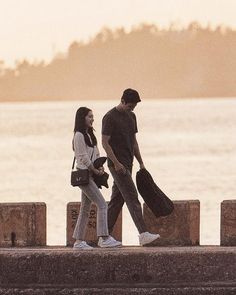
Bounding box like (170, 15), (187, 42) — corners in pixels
(221, 200), (236, 246)
(0, 203), (46, 247)
(143, 200), (200, 246)
(0, 246), (235, 294)
(0, 287), (236, 295)
(67, 202), (122, 246)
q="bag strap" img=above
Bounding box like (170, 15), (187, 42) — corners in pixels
(72, 157), (76, 170)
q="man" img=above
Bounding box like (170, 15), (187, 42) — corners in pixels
(102, 88), (160, 246)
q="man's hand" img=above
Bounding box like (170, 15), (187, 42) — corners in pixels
(114, 162), (126, 174)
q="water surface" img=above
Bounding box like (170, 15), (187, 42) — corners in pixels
(0, 98), (235, 245)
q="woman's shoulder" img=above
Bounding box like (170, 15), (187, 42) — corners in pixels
(75, 131), (84, 136)
(74, 131), (85, 141)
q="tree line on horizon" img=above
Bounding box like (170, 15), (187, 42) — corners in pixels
(0, 22), (236, 101)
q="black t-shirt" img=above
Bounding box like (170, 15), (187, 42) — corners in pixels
(102, 107), (138, 168)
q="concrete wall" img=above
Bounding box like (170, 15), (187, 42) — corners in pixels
(0, 202), (46, 247)
(0, 247), (235, 294)
(143, 200), (200, 246)
(1, 200), (235, 247)
(221, 200), (236, 246)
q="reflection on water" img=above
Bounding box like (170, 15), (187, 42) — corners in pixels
(0, 98), (235, 245)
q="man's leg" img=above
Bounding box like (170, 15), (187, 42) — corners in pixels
(107, 180), (124, 234)
(109, 166), (147, 234)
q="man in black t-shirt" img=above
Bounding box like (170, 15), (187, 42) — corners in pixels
(102, 88), (160, 246)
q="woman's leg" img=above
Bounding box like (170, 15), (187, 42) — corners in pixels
(81, 178), (109, 237)
(73, 177), (109, 238)
(73, 191), (92, 240)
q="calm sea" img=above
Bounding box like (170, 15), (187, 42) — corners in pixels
(0, 98), (235, 245)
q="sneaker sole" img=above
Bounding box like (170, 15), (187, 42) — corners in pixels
(73, 248), (93, 251)
(141, 235), (161, 246)
(73, 247), (93, 250)
(98, 243), (122, 248)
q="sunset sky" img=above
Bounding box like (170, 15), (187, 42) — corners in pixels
(1, 0), (236, 67)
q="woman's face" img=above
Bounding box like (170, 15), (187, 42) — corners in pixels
(85, 110), (94, 129)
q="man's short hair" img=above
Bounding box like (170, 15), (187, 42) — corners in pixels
(121, 88), (141, 103)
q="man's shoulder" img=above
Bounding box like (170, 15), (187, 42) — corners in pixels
(103, 107), (117, 119)
(104, 107), (116, 115)
(130, 111), (136, 119)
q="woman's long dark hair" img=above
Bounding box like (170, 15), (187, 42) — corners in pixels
(73, 107), (97, 148)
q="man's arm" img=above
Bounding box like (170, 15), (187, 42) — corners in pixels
(134, 134), (145, 169)
(102, 134), (126, 174)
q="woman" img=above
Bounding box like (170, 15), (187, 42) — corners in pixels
(72, 107), (121, 249)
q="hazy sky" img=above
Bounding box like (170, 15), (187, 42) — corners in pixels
(1, 0), (236, 67)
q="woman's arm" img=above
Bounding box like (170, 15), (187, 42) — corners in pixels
(74, 133), (102, 175)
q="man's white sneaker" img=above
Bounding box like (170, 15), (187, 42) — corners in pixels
(73, 241), (93, 250)
(98, 236), (122, 248)
(139, 232), (160, 246)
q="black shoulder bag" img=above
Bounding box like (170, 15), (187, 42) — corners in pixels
(70, 148), (94, 187)
(71, 158), (89, 186)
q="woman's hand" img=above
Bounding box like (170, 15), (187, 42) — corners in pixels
(98, 167), (105, 173)
(89, 163), (104, 176)
(93, 168), (104, 176)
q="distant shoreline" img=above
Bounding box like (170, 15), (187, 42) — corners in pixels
(1, 96), (236, 104)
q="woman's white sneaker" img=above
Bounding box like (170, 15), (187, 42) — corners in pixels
(73, 241), (93, 250)
(98, 236), (122, 248)
(139, 232), (160, 246)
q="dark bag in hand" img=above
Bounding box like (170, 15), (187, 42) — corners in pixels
(71, 169), (89, 186)
(93, 157), (109, 188)
(136, 169), (174, 218)
(71, 157), (89, 186)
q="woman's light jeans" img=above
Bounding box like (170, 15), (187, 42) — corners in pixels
(73, 175), (109, 240)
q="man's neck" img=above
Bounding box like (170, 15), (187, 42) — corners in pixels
(116, 103), (125, 112)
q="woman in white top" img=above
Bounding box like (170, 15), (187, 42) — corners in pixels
(72, 107), (121, 249)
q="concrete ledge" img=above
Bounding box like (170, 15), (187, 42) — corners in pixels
(143, 200), (200, 246)
(0, 287), (236, 295)
(67, 202), (122, 246)
(221, 200), (236, 246)
(0, 202), (46, 247)
(0, 247), (235, 294)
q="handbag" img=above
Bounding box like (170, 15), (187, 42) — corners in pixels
(70, 147), (94, 187)
(71, 157), (89, 186)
